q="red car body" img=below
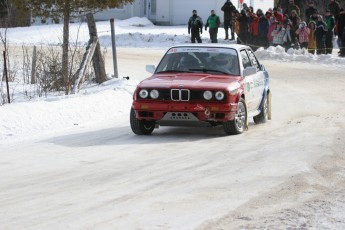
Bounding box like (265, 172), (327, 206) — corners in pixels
(130, 44), (271, 135)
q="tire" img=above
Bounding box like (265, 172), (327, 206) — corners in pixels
(253, 93), (269, 124)
(223, 98), (247, 135)
(130, 108), (155, 135)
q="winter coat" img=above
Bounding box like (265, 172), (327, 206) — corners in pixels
(272, 27), (286, 45)
(267, 21), (277, 41)
(274, 12), (284, 23)
(221, 1), (236, 21)
(238, 12), (249, 34)
(258, 16), (269, 38)
(188, 15), (203, 33)
(205, 14), (220, 29)
(250, 14), (259, 36)
(284, 28), (295, 44)
(325, 15), (335, 31)
(315, 21), (327, 41)
(336, 13), (345, 38)
(308, 28), (316, 49)
(296, 27), (310, 43)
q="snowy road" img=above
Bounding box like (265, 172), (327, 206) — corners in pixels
(1, 49), (345, 229)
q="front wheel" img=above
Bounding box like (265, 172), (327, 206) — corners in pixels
(223, 98), (247, 135)
(130, 108), (155, 135)
(253, 94), (269, 124)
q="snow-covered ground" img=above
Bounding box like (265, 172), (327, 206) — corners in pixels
(1, 17), (345, 229)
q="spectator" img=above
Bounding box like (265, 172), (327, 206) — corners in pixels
(188, 10), (203, 43)
(221, 0), (236, 40)
(267, 16), (278, 46)
(295, 21), (310, 50)
(237, 9), (249, 44)
(249, 11), (259, 49)
(315, 15), (328, 54)
(258, 11), (269, 48)
(337, 8), (345, 56)
(324, 9), (336, 54)
(205, 10), (221, 43)
(287, 0), (301, 17)
(272, 22), (286, 46)
(273, 7), (284, 22)
(308, 9), (318, 24)
(265, 10), (273, 20)
(305, 1), (317, 21)
(308, 21), (317, 54)
(283, 14), (291, 25)
(234, 10), (240, 39)
(284, 22), (296, 50)
(290, 10), (299, 29)
(328, 0), (340, 22)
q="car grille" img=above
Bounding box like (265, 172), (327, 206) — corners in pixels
(171, 89), (190, 101)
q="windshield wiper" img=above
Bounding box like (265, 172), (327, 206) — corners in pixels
(190, 68), (229, 75)
(155, 70), (193, 74)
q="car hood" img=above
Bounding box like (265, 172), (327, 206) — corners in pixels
(138, 73), (242, 90)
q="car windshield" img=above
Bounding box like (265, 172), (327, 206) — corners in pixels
(155, 47), (240, 76)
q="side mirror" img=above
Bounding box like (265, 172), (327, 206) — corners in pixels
(243, 66), (257, 77)
(146, 65), (156, 74)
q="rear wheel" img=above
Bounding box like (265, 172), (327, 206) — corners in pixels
(223, 98), (247, 135)
(253, 93), (269, 124)
(130, 108), (155, 135)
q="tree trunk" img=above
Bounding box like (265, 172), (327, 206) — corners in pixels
(62, 0), (70, 94)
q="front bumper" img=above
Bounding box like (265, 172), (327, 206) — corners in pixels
(132, 101), (238, 122)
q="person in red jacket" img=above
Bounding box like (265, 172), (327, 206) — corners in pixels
(249, 12), (259, 50)
(273, 7), (284, 23)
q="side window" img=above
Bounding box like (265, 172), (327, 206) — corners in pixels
(247, 49), (260, 71)
(240, 50), (251, 69)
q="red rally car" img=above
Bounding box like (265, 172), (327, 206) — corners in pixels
(130, 44), (271, 135)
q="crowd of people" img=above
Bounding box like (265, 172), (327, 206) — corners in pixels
(187, 0), (345, 57)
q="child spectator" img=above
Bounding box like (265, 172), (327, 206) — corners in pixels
(315, 15), (327, 54)
(308, 21), (317, 54)
(272, 22), (286, 46)
(295, 21), (310, 49)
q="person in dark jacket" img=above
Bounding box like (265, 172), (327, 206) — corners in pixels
(315, 15), (328, 54)
(188, 10), (203, 43)
(324, 9), (336, 54)
(308, 9), (318, 24)
(328, 0), (340, 21)
(205, 10), (221, 43)
(221, 0), (236, 40)
(337, 8), (345, 56)
(305, 1), (317, 21)
(258, 11), (269, 48)
(237, 9), (249, 44)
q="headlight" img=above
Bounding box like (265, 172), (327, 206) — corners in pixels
(203, 90), (213, 100)
(139, 89), (149, 98)
(150, 89), (159, 99)
(215, 91), (225, 100)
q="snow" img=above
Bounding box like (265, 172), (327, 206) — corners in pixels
(1, 17), (345, 229)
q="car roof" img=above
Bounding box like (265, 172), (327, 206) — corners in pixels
(168, 43), (251, 51)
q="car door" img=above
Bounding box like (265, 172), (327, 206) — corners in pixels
(246, 49), (266, 111)
(239, 49), (255, 112)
